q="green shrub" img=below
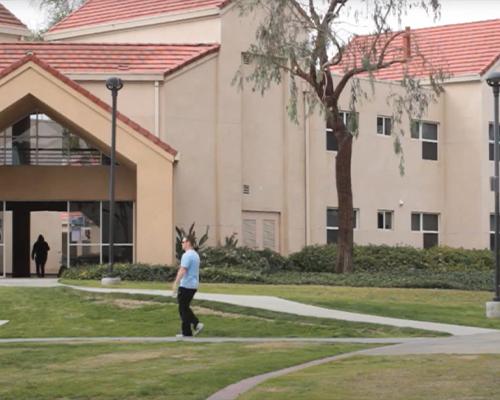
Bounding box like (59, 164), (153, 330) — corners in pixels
(202, 246), (288, 272)
(62, 263), (177, 282)
(288, 244), (493, 273)
(288, 245), (337, 272)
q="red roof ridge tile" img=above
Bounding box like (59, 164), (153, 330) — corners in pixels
(0, 53), (177, 157)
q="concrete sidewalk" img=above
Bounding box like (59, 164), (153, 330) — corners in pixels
(64, 285), (497, 336)
(0, 321), (8, 327)
(1, 280), (497, 336)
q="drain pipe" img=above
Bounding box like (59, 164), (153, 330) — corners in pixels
(303, 91), (311, 246)
(154, 81), (160, 137)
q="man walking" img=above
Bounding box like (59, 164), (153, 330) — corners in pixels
(172, 236), (204, 337)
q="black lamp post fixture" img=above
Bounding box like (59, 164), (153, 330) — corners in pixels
(487, 71), (500, 304)
(105, 77), (123, 278)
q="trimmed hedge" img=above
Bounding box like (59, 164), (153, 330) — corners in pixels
(60, 244), (495, 291)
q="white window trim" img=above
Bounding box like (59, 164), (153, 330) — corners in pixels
(411, 212), (439, 233)
(376, 116), (392, 137)
(489, 122), (500, 162)
(327, 207), (359, 231)
(377, 210), (394, 230)
(411, 120), (439, 143)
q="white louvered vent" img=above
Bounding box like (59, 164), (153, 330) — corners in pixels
(242, 219), (257, 248)
(243, 185), (250, 195)
(263, 219), (276, 250)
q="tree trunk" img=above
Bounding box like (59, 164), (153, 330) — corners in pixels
(335, 127), (354, 274)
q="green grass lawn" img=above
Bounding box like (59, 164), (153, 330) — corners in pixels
(240, 354), (500, 400)
(61, 280), (500, 329)
(0, 341), (370, 400)
(0, 287), (436, 338)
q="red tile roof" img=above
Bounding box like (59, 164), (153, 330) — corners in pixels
(49, 0), (232, 33)
(334, 18), (500, 81)
(0, 42), (219, 75)
(0, 3), (29, 29)
(0, 54), (177, 157)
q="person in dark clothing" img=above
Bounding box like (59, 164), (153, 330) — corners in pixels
(31, 235), (50, 278)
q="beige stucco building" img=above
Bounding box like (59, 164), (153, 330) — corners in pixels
(0, 0), (499, 276)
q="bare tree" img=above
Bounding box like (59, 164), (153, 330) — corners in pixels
(234, 0), (447, 273)
(37, 0), (85, 28)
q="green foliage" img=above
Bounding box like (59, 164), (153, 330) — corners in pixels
(62, 263), (177, 282)
(61, 244), (495, 291)
(202, 246), (288, 272)
(224, 233), (239, 248)
(175, 223), (209, 261)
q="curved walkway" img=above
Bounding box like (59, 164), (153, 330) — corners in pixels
(3, 279), (500, 399)
(0, 279), (496, 336)
(64, 285), (496, 336)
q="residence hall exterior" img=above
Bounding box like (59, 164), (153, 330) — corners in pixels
(0, 0), (499, 277)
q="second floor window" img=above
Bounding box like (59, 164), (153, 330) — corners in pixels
(326, 111), (358, 152)
(377, 116), (392, 136)
(411, 120), (439, 161)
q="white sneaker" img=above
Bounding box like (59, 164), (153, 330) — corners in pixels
(193, 322), (204, 336)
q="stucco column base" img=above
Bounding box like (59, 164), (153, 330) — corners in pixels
(101, 277), (122, 286)
(486, 301), (500, 318)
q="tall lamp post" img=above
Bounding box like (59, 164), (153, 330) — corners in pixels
(487, 71), (500, 318)
(101, 77), (123, 286)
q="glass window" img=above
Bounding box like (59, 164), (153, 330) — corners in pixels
(411, 213), (421, 231)
(69, 202), (101, 244)
(422, 213), (439, 231)
(327, 208), (338, 228)
(0, 113), (106, 166)
(422, 122), (438, 141)
(102, 202), (133, 244)
(326, 128), (338, 151)
(377, 116), (391, 136)
(70, 245), (101, 266)
(422, 142), (438, 160)
(423, 233), (438, 249)
(411, 120), (420, 139)
(102, 245), (133, 264)
(378, 210), (393, 230)
(326, 229), (338, 244)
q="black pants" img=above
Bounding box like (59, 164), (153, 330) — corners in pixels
(177, 287), (199, 336)
(35, 259), (46, 278)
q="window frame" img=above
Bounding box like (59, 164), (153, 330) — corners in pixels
(411, 120), (439, 161)
(411, 212), (439, 248)
(377, 210), (394, 230)
(376, 116), (392, 137)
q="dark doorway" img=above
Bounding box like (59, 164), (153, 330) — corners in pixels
(6, 202), (67, 277)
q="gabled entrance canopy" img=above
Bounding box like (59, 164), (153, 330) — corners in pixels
(0, 55), (177, 264)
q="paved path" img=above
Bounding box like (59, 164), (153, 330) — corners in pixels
(207, 331), (500, 400)
(0, 337), (416, 345)
(0, 279), (496, 336)
(64, 285), (497, 336)
(2, 279), (500, 399)
(0, 321), (7, 327)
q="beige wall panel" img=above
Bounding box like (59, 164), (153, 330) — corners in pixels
(162, 59), (217, 245)
(443, 81), (484, 248)
(0, 166), (135, 201)
(53, 17), (221, 44)
(80, 81), (156, 136)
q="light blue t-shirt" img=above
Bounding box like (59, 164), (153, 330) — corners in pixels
(180, 249), (200, 289)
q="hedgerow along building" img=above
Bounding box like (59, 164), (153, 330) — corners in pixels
(0, 0), (499, 277)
